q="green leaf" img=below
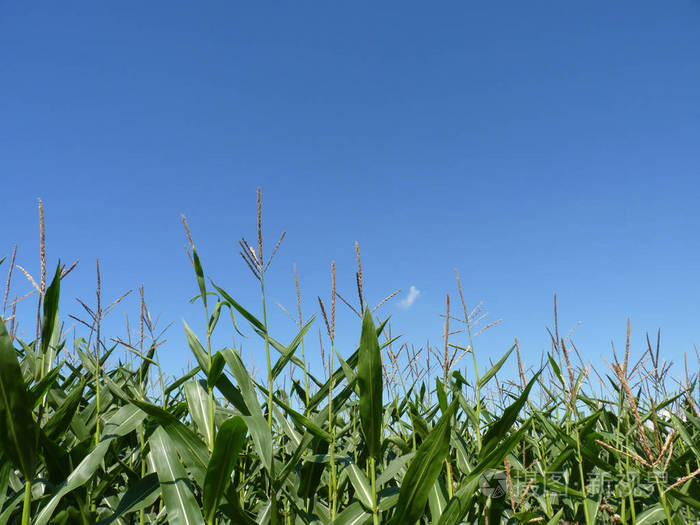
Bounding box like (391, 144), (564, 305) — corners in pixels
(39, 262), (61, 375)
(358, 307), (383, 461)
(130, 399), (210, 486)
(480, 369), (542, 458)
(203, 416), (247, 524)
(138, 344), (157, 390)
(0, 461), (10, 516)
(435, 378), (448, 414)
(29, 365), (61, 407)
(211, 282), (266, 333)
(428, 479), (448, 521)
(207, 300), (224, 336)
(221, 348), (262, 419)
(0, 319), (39, 479)
(387, 399), (458, 525)
(270, 316), (314, 380)
(165, 365), (201, 396)
(221, 348), (272, 473)
(35, 404), (147, 525)
(635, 505), (667, 524)
(184, 320), (210, 372)
(666, 488), (700, 511)
(297, 436), (328, 500)
(150, 426), (206, 525)
(438, 423), (531, 525)
(345, 463), (373, 510)
(192, 249), (207, 310)
(376, 452), (415, 486)
(43, 379), (85, 440)
(270, 390), (330, 442)
(548, 353), (564, 387)
(545, 509), (564, 525)
(332, 501), (372, 525)
(0, 484), (25, 525)
(208, 351), (226, 390)
(95, 473), (160, 525)
(478, 344), (515, 389)
(184, 379), (215, 448)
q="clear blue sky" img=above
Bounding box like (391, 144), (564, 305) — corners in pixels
(2, 2), (699, 386)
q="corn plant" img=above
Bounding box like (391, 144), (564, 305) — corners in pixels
(0, 197), (699, 524)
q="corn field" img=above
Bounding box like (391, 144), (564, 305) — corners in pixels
(1, 198), (699, 525)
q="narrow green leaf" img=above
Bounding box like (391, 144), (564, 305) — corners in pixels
(183, 320), (210, 372)
(39, 262), (61, 370)
(95, 473), (160, 525)
(207, 300), (223, 336)
(548, 353), (564, 387)
(130, 399), (210, 486)
(184, 380), (215, 448)
(208, 351), (226, 390)
(43, 379), (85, 440)
(358, 307), (383, 461)
(438, 422), (531, 525)
(221, 348), (272, 473)
(376, 452), (415, 486)
(137, 344), (157, 390)
(634, 505), (667, 524)
(221, 348), (262, 419)
(270, 316), (314, 380)
(545, 510), (565, 524)
(34, 404), (147, 525)
(271, 391), (330, 442)
(29, 365), (61, 407)
(387, 399), (458, 525)
(203, 416), (248, 524)
(480, 369), (542, 458)
(192, 249), (207, 310)
(211, 282), (266, 333)
(345, 463), (373, 510)
(0, 461), (10, 516)
(150, 426), (206, 525)
(435, 378), (448, 414)
(478, 344), (515, 389)
(332, 501), (372, 525)
(428, 478), (448, 521)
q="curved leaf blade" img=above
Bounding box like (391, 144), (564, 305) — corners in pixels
(388, 399), (458, 525)
(150, 426), (205, 525)
(203, 416), (247, 523)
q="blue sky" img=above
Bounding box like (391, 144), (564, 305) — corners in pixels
(2, 2), (700, 386)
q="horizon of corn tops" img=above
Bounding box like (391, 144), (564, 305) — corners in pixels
(0, 195), (698, 525)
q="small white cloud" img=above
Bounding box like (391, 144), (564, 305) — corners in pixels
(399, 285), (421, 308)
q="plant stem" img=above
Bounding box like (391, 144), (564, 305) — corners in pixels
(370, 456), (379, 525)
(260, 274), (274, 428)
(204, 301), (215, 451)
(328, 344), (336, 519)
(21, 480), (31, 525)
